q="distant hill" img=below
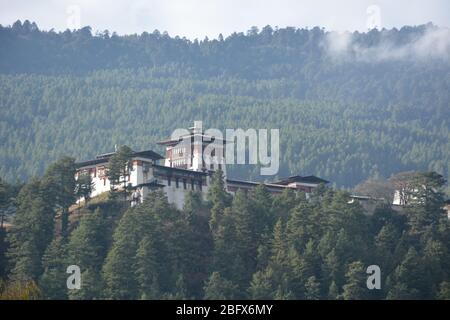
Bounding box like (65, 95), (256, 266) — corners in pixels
(0, 20), (449, 188)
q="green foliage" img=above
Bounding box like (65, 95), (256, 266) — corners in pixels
(7, 178), (55, 281)
(0, 279), (42, 300)
(41, 157), (76, 238)
(1, 151), (450, 299)
(1, 23), (449, 194)
(203, 272), (238, 300)
(106, 145), (133, 199)
(75, 173), (95, 204)
(66, 209), (108, 299)
(39, 238), (68, 299)
(304, 276), (321, 300)
(342, 261), (367, 300)
(135, 235), (160, 300)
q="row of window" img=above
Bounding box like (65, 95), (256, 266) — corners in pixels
(172, 147), (187, 155)
(172, 159), (187, 167)
(167, 177), (203, 191)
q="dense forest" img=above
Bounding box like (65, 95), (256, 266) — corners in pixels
(0, 21), (449, 190)
(0, 155), (449, 300)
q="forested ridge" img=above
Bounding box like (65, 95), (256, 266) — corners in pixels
(1, 162), (449, 300)
(0, 21), (449, 189)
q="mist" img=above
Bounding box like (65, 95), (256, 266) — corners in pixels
(324, 24), (450, 62)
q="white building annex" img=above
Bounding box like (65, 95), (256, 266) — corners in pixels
(75, 122), (329, 209)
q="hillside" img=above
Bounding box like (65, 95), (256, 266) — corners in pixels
(0, 21), (449, 188)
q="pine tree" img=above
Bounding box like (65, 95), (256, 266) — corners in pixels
(271, 219), (286, 259)
(328, 281), (339, 300)
(387, 247), (430, 299)
(181, 192), (213, 298)
(39, 238), (68, 299)
(67, 209), (107, 299)
(102, 207), (141, 299)
(286, 202), (313, 252)
(183, 190), (204, 216)
(173, 274), (188, 300)
(375, 224), (400, 273)
(251, 184), (274, 232)
(230, 189), (258, 284)
(271, 188), (297, 222)
(437, 281), (450, 300)
(207, 169), (231, 233)
(106, 145), (133, 199)
(324, 249), (344, 291)
(342, 261), (367, 300)
(7, 179), (55, 281)
(404, 172), (446, 235)
(211, 209), (236, 280)
(0, 178), (10, 277)
(423, 238), (447, 291)
(304, 276), (321, 300)
(41, 157), (76, 239)
(248, 270), (273, 299)
(135, 235), (160, 299)
(75, 173), (94, 205)
(203, 272), (238, 300)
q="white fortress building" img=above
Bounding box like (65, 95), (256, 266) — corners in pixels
(75, 122), (329, 209)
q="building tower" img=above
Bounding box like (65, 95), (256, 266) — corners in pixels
(157, 121), (228, 177)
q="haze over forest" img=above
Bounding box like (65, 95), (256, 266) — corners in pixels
(0, 21), (449, 190)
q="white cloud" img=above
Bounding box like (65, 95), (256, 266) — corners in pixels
(324, 25), (450, 62)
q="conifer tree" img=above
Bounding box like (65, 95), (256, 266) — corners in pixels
(67, 209), (107, 299)
(135, 235), (160, 300)
(248, 270), (273, 299)
(342, 261), (367, 300)
(106, 145), (133, 200)
(102, 207), (141, 299)
(437, 281), (450, 300)
(41, 157), (76, 239)
(230, 189), (258, 284)
(203, 272), (238, 300)
(328, 281), (339, 300)
(305, 276), (321, 300)
(7, 179), (55, 281)
(39, 238), (68, 299)
(207, 169), (231, 233)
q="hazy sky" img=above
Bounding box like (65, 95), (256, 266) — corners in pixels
(1, 0), (449, 39)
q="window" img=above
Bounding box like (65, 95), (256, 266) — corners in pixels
(176, 178), (179, 188)
(198, 180), (202, 191)
(183, 179), (187, 190)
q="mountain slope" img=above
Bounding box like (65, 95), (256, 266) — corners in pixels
(0, 21), (449, 187)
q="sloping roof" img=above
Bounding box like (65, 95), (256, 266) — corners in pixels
(152, 164), (209, 177)
(75, 158), (108, 168)
(274, 175), (329, 185)
(226, 179), (288, 190)
(76, 149), (163, 168)
(133, 150), (164, 160)
(157, 133), (232, 146)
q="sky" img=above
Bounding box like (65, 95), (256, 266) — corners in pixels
(0, 0), (449, 39)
